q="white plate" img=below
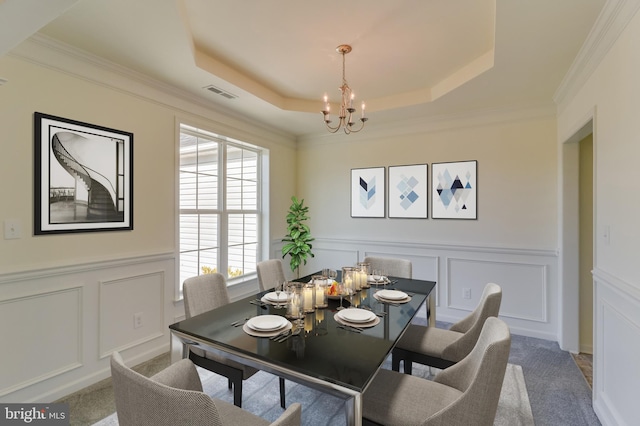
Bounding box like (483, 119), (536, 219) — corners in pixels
(246, 315), (289, 331)
(376, 289), (408, 301)
(263, 292), (290, 303)
(338, 308), (376, 323)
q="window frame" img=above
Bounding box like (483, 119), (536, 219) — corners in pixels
(176, 123), (264, 299)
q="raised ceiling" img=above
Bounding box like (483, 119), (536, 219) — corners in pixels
(3, 0), (606, 137)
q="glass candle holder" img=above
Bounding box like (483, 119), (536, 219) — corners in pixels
(302, 281), (316, 313)
(342, 267), (356, 296)
(286, 282), (305, 321)
(357, 262), (371, 288)
(313, 274), (329, 308)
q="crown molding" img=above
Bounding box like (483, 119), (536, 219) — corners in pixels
(554, 0), (640, 105)
(8, 34), (297, 148)
(298, 103), (556, 146)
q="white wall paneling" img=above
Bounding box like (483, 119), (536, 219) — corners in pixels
(593, 269), (640, 426)
(272, 237), (558, 340)
(99, 271), (165, 359)
(0, 286), (82, 397)
(447, 257), (547, 322)
(0, 252), (175, 403)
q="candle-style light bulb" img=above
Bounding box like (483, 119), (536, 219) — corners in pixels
(350, 93), (354, 108)
(361, 102), (366, 118)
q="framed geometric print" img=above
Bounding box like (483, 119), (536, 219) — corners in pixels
(388, 164), (428, 218)
(351, 167), (385, 218)
(431, 160), (477, 219)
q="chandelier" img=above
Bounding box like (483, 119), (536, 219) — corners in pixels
(321, 45), (368, 134)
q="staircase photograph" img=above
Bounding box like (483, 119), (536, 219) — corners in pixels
(34, 113), (133, 234)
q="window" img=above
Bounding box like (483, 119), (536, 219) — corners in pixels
(178, 124), (261, 293)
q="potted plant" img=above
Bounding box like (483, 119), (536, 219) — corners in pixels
(281, 196), (315, 277)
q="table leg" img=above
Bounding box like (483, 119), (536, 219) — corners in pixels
(344, 393), (363, 426)
(170, 332), (188, 364)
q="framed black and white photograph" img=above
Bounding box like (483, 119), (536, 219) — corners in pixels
(351, 167), (385, 218)
(388, 164), (428, 219)
(34, 112), (134, 234)
(432, 160), (477, 219)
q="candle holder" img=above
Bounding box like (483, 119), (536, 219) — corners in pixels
(357, 262), (371, 289)
(286, 282), (305, 324)
(313, 274), (329, 308)
(302, 281), (316, 313)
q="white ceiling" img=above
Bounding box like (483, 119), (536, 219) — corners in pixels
(2, 0), (606, 138)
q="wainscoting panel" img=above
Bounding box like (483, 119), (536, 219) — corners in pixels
(272, 238), (558, 340)
(0, 286), (82, 397)
(99, 271), (165, 359)
(593, 269), (640, 426)
(447, 258), (547, 322)
(0, 253), (175, 403)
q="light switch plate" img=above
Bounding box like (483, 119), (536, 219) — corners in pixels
(4, 220), (22, 239)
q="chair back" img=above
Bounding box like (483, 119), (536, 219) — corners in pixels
(110, 352), (223, 426)
(256, 259), (286, 292)
(429, 317), (511, 426)
(183, 273), (230, 318)
(363, 256), (412, 279)
(443, 282), (502, 361)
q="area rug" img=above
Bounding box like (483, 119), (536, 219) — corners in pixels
(93, 362), (532, 425)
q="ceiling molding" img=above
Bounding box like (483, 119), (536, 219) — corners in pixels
(554, 0), (640, 105)
(10, 34), (297, 147)
(298, 103), (556, 146)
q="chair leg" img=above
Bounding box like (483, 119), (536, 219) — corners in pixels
(403, 359), (413, 375)
(233, 378), (242, 408)
(228, 378), (232, 389)
(279, 377), (286, 408)
(391, 351), (401, 372)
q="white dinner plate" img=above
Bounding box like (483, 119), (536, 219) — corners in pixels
(263, 292), (290, 303)
(376, 289), (408, 301)
(337, 308), (376, 323)
(246, 315), (289, 331)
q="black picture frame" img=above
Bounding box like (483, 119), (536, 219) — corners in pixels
(34, 112), (134, 235)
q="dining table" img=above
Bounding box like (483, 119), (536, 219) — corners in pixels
(169, 272), (436, 426)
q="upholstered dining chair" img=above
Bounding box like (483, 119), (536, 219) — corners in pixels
(363, 317), (511, 426)
(110, 351), (301, 426)
(183, 273), (286, 408)
(392, 282), (502, 373)
(256, 259), (286, 292)
(363, 256), (412, 279)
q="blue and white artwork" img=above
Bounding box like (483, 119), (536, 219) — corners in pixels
(389, 164), (428, 218)
(351, 167), (385, 217)
(432, 160), (477, 219)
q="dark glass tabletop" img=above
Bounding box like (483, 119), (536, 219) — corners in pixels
(169, 273), (435, 393)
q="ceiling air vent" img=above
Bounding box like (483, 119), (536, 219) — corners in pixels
(203, 85), (237, 99)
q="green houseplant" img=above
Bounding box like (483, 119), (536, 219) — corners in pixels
(281, 196), (314, 277)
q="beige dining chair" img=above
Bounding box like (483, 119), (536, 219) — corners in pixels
(392, 282), (502, 373)
(183, 273), (286, 408)
(110, 351), (301, 426)
(256, 259), (286, 292)
(363, 256), (412, 279)
(363, 317), (511, 426)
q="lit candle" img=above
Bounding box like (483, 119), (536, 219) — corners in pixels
(303, 286), (314, 312)
(316, 308), (324, 323)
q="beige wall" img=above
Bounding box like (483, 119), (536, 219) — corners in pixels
(0, 52), (296, 274)
(297, 115), (558, 250)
